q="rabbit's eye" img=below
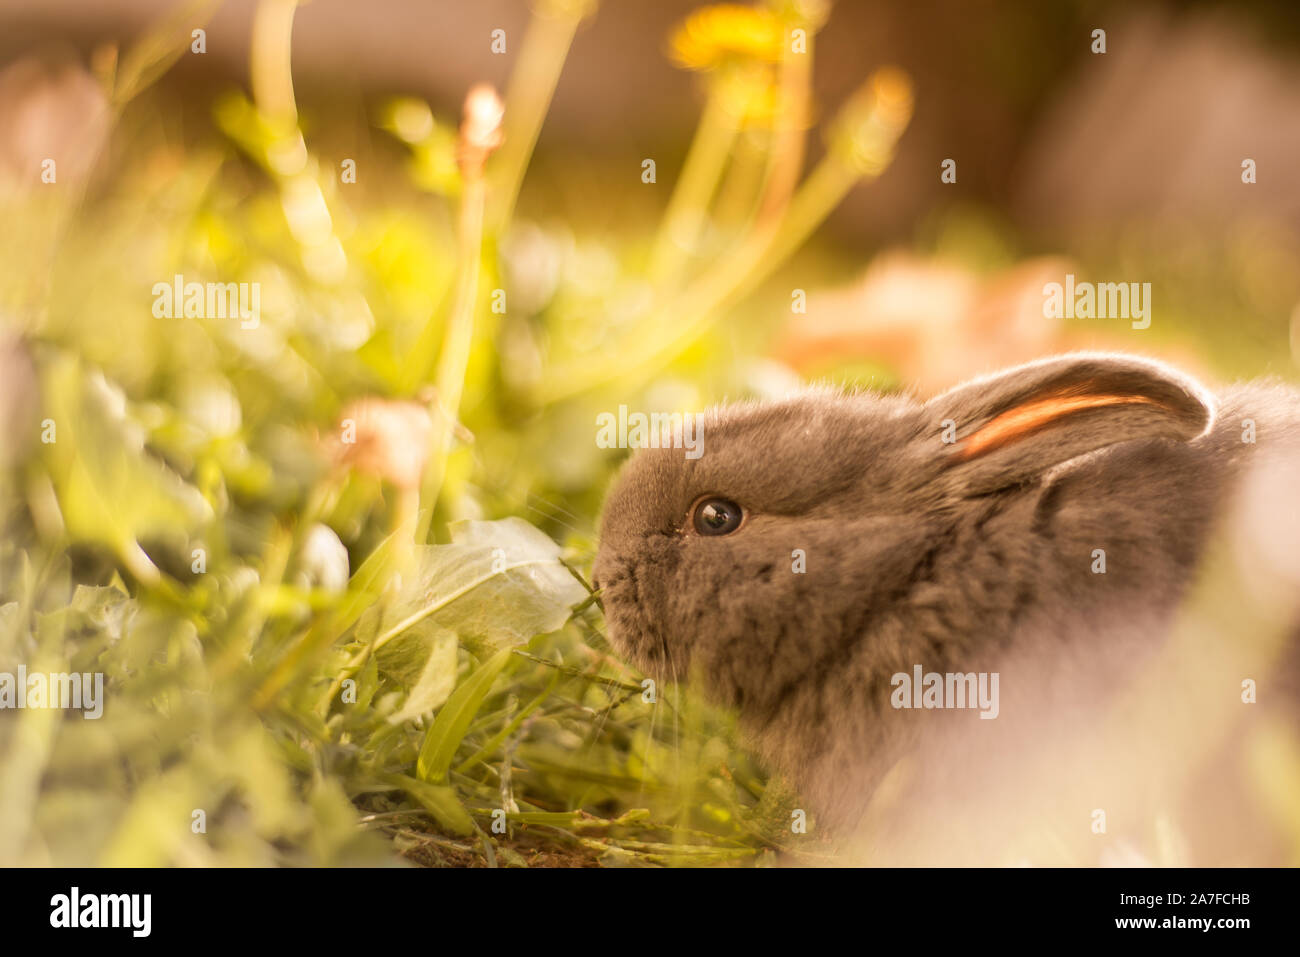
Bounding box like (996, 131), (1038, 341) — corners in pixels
(692, 497), (744, 536)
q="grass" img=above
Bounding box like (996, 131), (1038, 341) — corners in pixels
(4, 0), (1294, 869)
(0, 0), (906, 867)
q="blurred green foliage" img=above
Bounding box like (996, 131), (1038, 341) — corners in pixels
(2, 0), (1294, 868)
(0, 0), (914, 867)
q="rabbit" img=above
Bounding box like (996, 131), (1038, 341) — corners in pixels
(592, 352), (1300, 865)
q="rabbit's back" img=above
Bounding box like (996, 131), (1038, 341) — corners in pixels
(760, 379), (1300, 858)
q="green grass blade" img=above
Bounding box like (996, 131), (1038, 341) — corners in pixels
(416, 647), (512, 783)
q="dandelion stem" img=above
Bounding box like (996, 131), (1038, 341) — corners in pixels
(250, 0), (300, 126)
(415, 174), (486, 544)
(535, 69), (912, 405)
(415, 86), (503, 543)
(754, 39), (812, 228)
(647, 82), (738, 283)
(487, 0), (593, 232)
(535, 155), (847, 405)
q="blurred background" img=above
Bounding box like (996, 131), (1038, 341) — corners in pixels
(0, 0), (1297, 867)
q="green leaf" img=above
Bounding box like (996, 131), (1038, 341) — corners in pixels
(375, 517), (588, 654)
(416, 646), (512, 784)
(377, 622), (459, 725)
(387, 774), (474, 837)
(41, 356), (212, 583)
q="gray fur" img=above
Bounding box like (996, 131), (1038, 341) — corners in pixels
(593, 352), (1300, 859)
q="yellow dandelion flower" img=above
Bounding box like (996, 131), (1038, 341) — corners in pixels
(714, 66), (815, 129)
(669, 4), (786, 71)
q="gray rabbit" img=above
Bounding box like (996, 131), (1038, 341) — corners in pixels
(593, 352), (1300, 864)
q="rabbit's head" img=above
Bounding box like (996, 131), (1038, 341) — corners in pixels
(592, 354), (1215, 725)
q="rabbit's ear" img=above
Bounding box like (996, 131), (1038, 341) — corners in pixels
(927, 353), (1213, 494)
